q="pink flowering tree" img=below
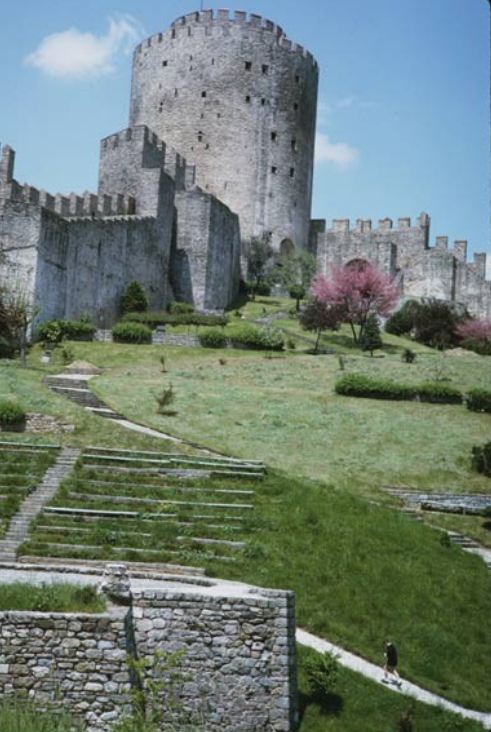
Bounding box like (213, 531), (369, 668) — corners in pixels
(455, 318), (491, 347)
(311, 262), (399, 344)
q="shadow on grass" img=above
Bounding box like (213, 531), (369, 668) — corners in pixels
(298, 689), (344, 725)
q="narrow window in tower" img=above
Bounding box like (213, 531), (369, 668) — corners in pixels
(295, 74), (300, 83)
(158, 33), (163, 43)
(211, 58), (215, 65)
(190, 55), (193, 61)
(202, 90), (207, 98)
(171, 29), (176, 39)
(174, 88), (179, 97)
(291, 138), (297, 151)
(262, 64), (269, 75)
(205, 143), (210, 150)
(261, 98), (266, 106)
(293, 102), (299, 111)
(245, 95), (251, 103)
(197, 131), (203, 142)
(217, 113), (221, 118)
(245, 61), (252, 71)
(271, 166), (277, 175)
(162, 60), (168, 67)
(271, 132), (277, 142)
(189, 66), (193, 71)
(188, 27), (192, 36)
(200, 113), (205, 119)
(290, 168), (295, 178)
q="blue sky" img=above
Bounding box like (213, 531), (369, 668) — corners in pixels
(0, 0), (489, 258)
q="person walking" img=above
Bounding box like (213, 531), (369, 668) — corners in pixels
(382, 640), (402, 686)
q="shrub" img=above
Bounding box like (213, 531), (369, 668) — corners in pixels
(36, 319), (95, 344)
(198, 328), (228, 348)
(121, 281), (148, 313)
(460, 338), (491, 356)
(359, 314), (382, 355)
(471, 442), (491, 477)
(155, 385), (175, 415)
(168, 301), (194, 314)
(304, 650), (339, 698)
(0, 400), (26, 426)
(230, 324), (284, 351)
(122, 310), (229, 327)
(413, 299), (467, 349)
(456, 318), (491, 354)
(416, 382), (462, 404)
(385, 300), (420, 336)
(466, 388), (491, 413)
(112, 322), (152, 344)
(402, 348), (416, 364)
(335, 374), (462, 404)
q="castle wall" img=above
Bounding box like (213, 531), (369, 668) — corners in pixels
(172, 188), (240, 310)
(314, 214), (491, 317)
(130, 10), (318, 252)
(0, 201), (41, 304)
(64, 216), (170, 326)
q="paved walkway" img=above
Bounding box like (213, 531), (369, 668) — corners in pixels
(0, 447), (80, 562)
(297, 629), (491, 730)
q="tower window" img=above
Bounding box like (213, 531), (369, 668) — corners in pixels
(162, 60), (168, 67)
(290, 168), (295, 178)
(291, 138), (297, 151)
(245, 61), (252, 71)
(271, 166), (277, 175)
(202, 90), (207, 98)
(245, 95), (251, 103)
(211, 58), (215, 65)
(271, 131), (277, 142)
(262, 64), (269, 75)
(189, 55), (193, 61)
(187, 27), (192, 36)
(171, 29), (176, 39)
(294, 103), (299, 111)
(261, 98), (266, 106)
(217, 113), (221, 118)
(197, 131), (203, 142)
(295, 74), (300, 83)
(174, 88), (179, 97)
(205, 143), (210, 150)
(200, 112), (204, 119)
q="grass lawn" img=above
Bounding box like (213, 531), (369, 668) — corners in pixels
(0, 582), (105, 613)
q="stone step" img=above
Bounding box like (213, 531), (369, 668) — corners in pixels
(67, 491), (254, 510)
(82, 479), (255, 496)
(85, 445), (265, 466)
(25, 541), (237, 561)
(44, 506), (248, 522)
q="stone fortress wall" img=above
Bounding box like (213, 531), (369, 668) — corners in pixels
(312, 213), (491, 318)
(0, 125), (240, 323)
(130, 9), (319, 254)
(0, 566), (297, 732)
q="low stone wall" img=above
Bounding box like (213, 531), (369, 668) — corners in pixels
(95, 329), (201, 347)
(0, 566), (298, 731)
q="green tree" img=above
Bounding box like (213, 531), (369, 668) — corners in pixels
(299, 298), (343, 352)
(359, 314), (383, 356)
(121, 281), (148, 314)
(270, 250), (317, 295)
(246, 234), (273, 299)
(0, 287), (39, 367)
(289, 284), (306, 311)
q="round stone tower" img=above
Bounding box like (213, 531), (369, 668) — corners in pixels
(129, 9), (319, 253)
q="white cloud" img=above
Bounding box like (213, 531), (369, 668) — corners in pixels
(315, 132), (359, 170)
(25, 16), (144, 79)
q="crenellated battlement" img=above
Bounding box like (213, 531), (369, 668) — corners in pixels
(328, 213), (430, 234)
(134, 9), (317, 67)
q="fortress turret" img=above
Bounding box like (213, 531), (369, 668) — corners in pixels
(129, 9), (319, 253)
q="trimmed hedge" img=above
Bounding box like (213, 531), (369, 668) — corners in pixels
(0, 400), (26, 425)
(198, 328), (228, 348)
(472, 442), (491, 477)
(112, 322), (152, 344)
(168, 301), (194, 314)
(122, 311), (229, 328)
(335, 374), (462, 404)
(230, 324), (284, 351)
(37, 319), (96, 343)
(466, 388), (491, 413)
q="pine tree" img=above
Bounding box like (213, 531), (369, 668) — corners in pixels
(121, 281), (148, 313)
(359, 314), (382, 356)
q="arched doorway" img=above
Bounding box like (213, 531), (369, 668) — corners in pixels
(280, 238), (295, 257)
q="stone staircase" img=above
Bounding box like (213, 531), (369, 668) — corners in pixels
(0, 447), (80, 562)
(45, 375), (123, 419)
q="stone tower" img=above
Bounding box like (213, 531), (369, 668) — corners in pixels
(129, 9), (319, 253)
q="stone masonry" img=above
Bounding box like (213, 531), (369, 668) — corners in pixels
(0, 564), (298, 732)
(312, 213), (491, 318)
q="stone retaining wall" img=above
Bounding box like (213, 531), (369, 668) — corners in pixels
(95, 329), (201, 347)
(0, 568), (297, 731)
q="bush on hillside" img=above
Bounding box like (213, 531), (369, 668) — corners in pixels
(456, 318), (491, 355)
(385, 300), (420, 336)
(335, 374), (462, 404)
(245, 280), (271, 297)
(471, 442), (491, 477)
(112, 322), (152, 344)
(230, 324), (284, 351)
(385, 298), (468, 350)
(36, 319), (95, 344)
(402, 348), (416, 364)
(168, 301), (194, 314)
(465, 388), (491, 413)
(121, 281), (148, 314)
(198, 328), (228, 348)
(0, 400), (26, 426)
(122, 311), (229, 328)
(359, 314), (383, 356)
(303, 650), (339, 698)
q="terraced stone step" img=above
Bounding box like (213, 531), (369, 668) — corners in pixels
(0, 440), (60, 451)
(82, 463), (264, 479)
(24, 542), (237, 562)
(85, 445), (264, 466)
(81, 479), (255, 496)
(44, 506), (248, 522)
(66, 491), (254, 510)
(16, 554), (206, 576)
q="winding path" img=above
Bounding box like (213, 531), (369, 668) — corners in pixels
(297, 629), (491, 729)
